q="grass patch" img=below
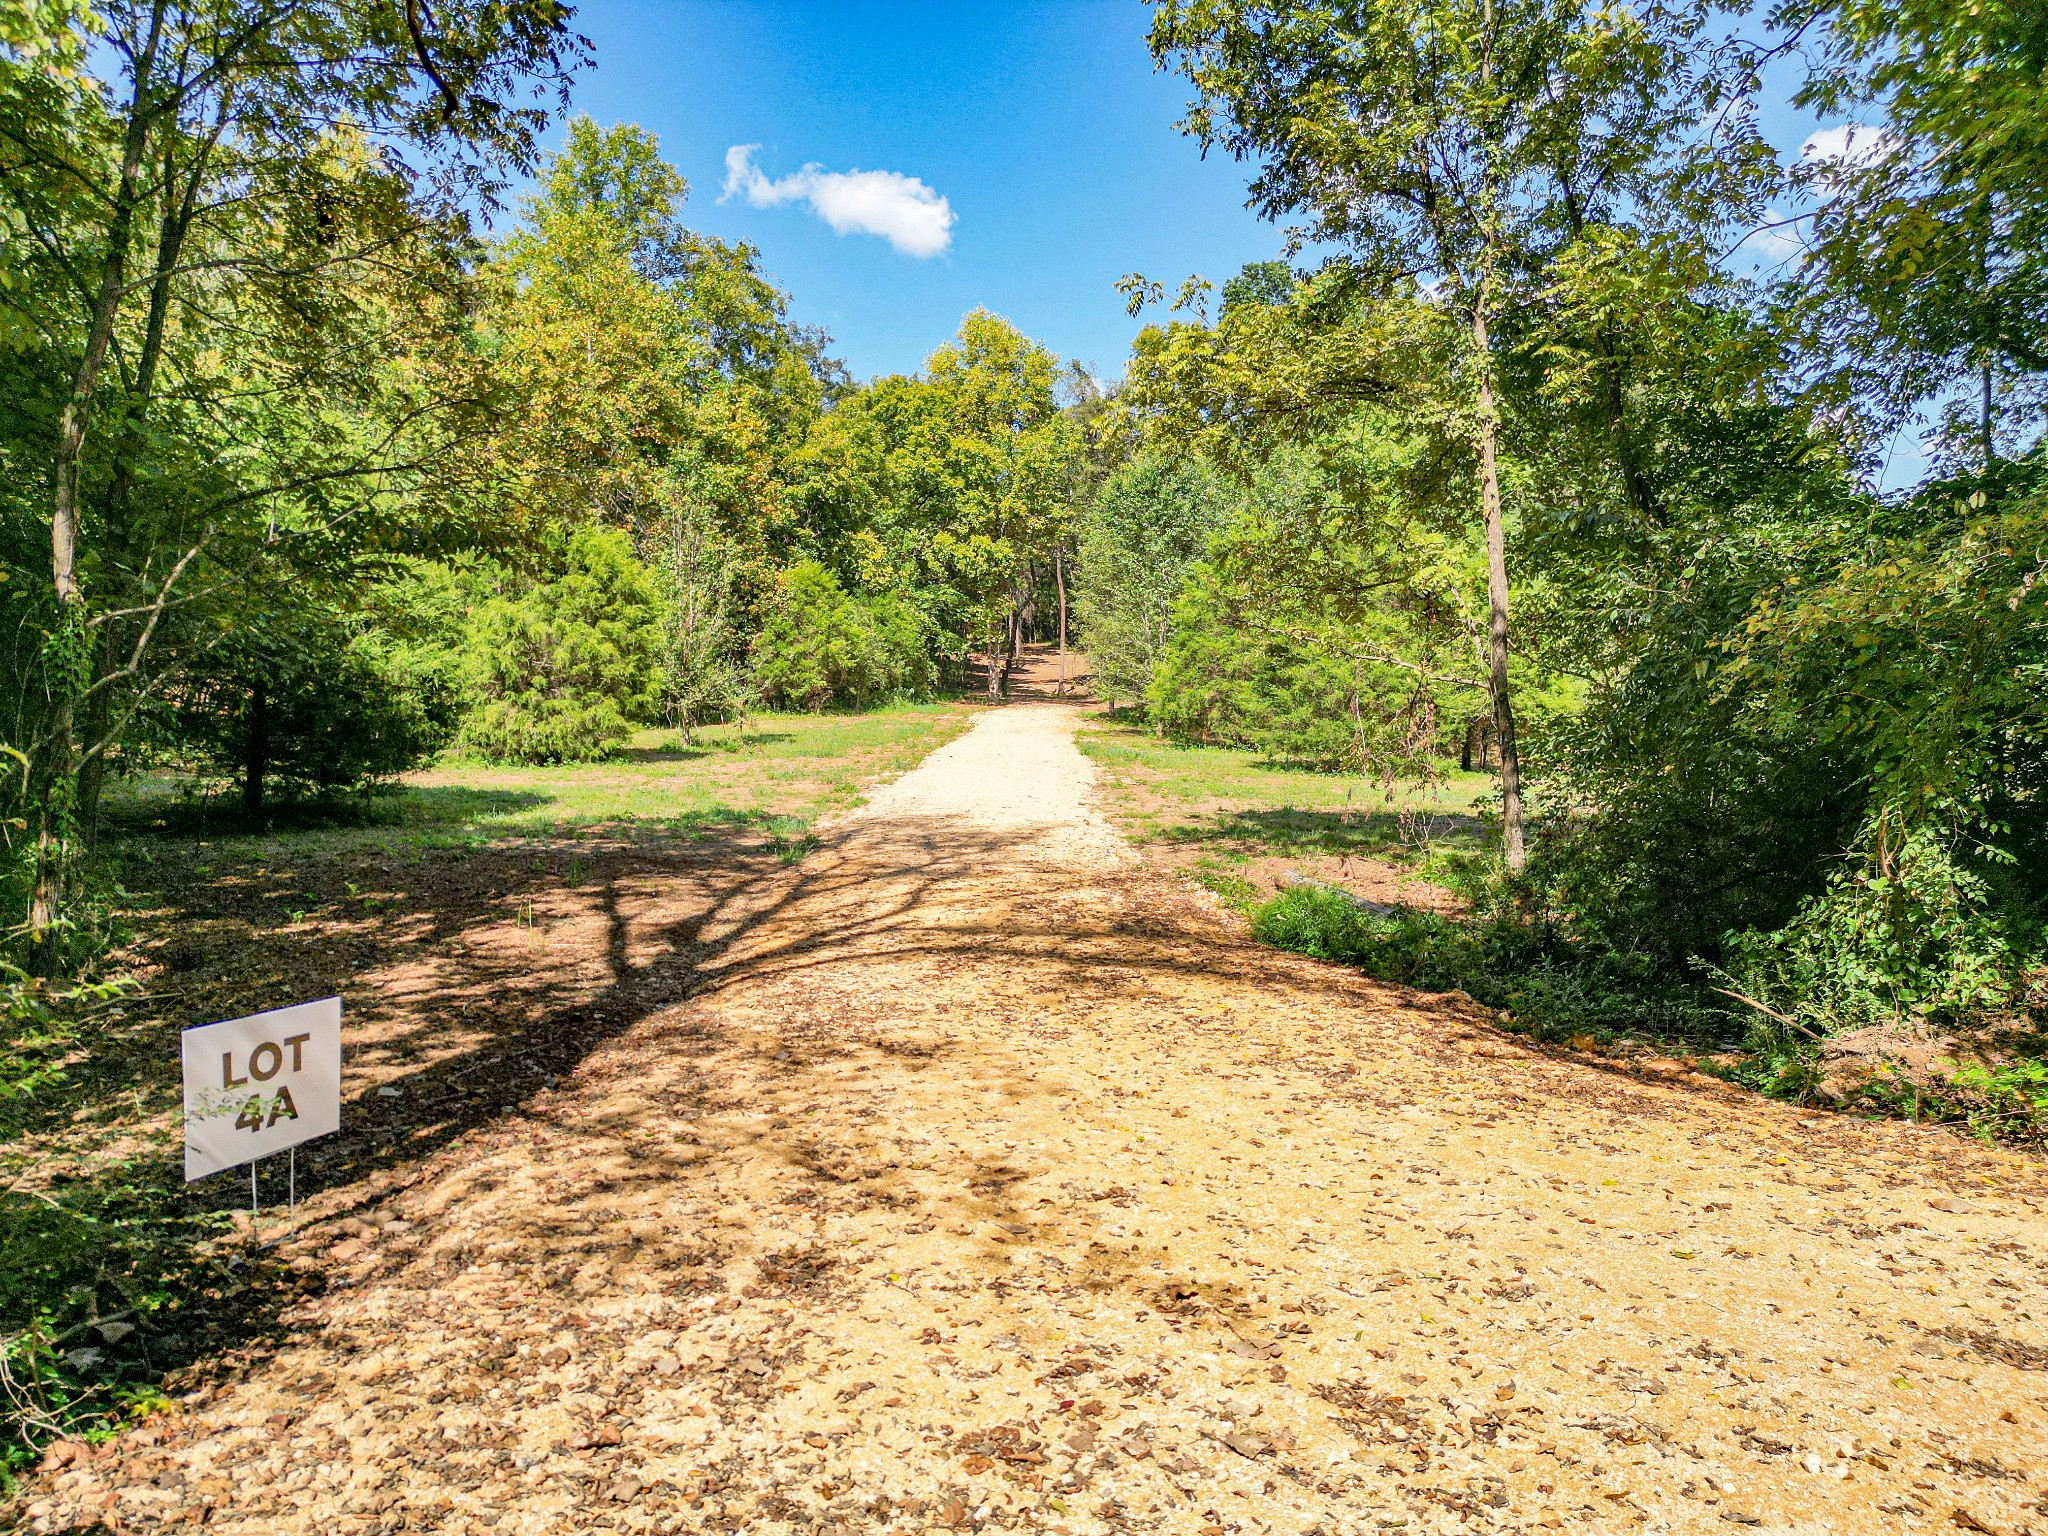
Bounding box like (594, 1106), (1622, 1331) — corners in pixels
(105, 705), (976, 849)
(1077, 710), (1495, 911)
(1075, 716), (1737, 1054)
(1078, 712), (1494, 847)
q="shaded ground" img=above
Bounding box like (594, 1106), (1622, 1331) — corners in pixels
(1074, 712), (1490, 913)
(15, 706), (2048, 1536)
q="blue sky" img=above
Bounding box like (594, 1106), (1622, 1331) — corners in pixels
(548, 1), (1927, 482)
(550, 0), (1282, 383)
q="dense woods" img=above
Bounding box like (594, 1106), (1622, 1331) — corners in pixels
(1110, 0), (2048, 1101)
(0, 17), (1088, 984)
(2, 0), (2046, 1483)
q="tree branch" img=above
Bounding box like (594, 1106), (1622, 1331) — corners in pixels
(404, 0), (463, 123)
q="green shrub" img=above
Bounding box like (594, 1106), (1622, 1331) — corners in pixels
(751, 561), (933, 711)
(162, 625), (455, 806)
(1720, 820), (2038, 1036)
(458, 526), (667, 764)
(1250, 881), (1724, 1042)
(1150, 566), (1364, 767)
(1251, 883), (1516, 990)
(1073, 456), (1226, 709)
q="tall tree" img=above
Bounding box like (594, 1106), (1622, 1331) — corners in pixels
(487, 117), (846, 584)
(797, 311), (1076, 701)
(1147, 0), (1742, 869)
(0, 0), (586, 963)
(1780, 0), (2048, 466)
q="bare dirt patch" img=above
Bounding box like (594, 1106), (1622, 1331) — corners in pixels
(15, 707), (2048, 1536)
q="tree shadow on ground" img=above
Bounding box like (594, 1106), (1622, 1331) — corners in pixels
(607, 731), (796, 764)
(9, 800), (1591, 1501)
(1152, 805), (1488, 862)
(9, 813), (1125, 1440)
(99, 783), (556, 839)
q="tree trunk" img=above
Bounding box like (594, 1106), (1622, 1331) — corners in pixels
(1470, 285), (1527, 873)
(50, 14), (161, 610)
(30, 6), (167, 968)
(1054, 548), (1068, 696)
(75, 622), (122, 842)
(1460, 712), (1494, 773)
(242, 680), (269, 818)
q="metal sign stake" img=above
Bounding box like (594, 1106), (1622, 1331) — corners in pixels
(250, 1156), (260, 1238)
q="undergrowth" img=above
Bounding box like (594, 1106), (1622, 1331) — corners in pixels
(1248, 874), (1731, 1047)
(0, 972), (209, 1487)
(1247, 875), (2048, 1143)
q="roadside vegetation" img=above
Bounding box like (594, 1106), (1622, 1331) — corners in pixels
(1078, 708), (1490, 903)
(1056, 0), (2048, 1147)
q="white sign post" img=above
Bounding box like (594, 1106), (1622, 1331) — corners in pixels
(182, 998), (342, 1226)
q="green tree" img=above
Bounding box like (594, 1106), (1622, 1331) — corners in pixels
(459, 527), (667, 764)
(486, 117), (846, 584)
(0, 0), (586, 963)
(1074, 456), (1227, 712)
(1119, 269), (1509, 779)
(752, 561), (932, 712)
(1147, 0), (1753, 868)
(798, 312), (1078, 699)
(1782, 0), (2048, 466)
(162, 615), (455, 814)
(656, 472), (749, 738)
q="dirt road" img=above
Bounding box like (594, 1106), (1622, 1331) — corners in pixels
(24, 704), (2048, 1536)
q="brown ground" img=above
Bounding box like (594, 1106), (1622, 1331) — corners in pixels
(16, 701), (2048, 1536)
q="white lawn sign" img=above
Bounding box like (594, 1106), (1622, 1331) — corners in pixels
(182, 997), (342, 1183)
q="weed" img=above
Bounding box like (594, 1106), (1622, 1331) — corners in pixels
(1191, 865), (1262, 912)
(1249, 883), (1726, 1047)
(768, 833), (820, 866)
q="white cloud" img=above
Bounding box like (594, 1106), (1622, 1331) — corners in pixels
(1745, 222), (1810, 268)
(1799, 123), (1895, 167)
(720, 145), (955, 258)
